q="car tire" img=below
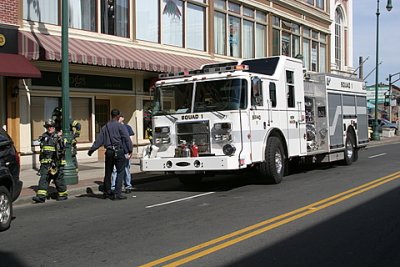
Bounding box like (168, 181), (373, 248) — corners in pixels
(0, 186), (12, 232)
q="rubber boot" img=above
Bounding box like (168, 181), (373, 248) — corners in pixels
(32, 195), (46, 203)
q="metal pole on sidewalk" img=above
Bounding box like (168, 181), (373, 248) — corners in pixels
(61, 0), (78, 185)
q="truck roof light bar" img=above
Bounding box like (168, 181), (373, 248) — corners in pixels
(158, 63), (249, 80)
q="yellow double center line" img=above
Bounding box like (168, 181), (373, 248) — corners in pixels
(140, 171), (400, 267)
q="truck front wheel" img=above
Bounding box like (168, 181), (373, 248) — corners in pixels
(259, 136), (285, 184)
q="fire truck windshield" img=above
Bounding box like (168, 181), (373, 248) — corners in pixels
(153, 78), (247, 115)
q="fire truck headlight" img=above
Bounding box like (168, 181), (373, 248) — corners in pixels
(214, 123), (231, 131)
(214, 134), (231, 142)
(213, 123), (232, 142)
(154, 137), (170, 145)
(223, 144), (236, 156)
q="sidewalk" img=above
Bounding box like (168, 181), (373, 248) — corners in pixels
(15, 158), (167, 206)
(15, 135), (400, 206)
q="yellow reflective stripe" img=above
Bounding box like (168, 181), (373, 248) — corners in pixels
(58, 191), (68, 196)
(37, 190), (47, 196)
(42, 146), (55, 151)
(60, 160), (66, 165)
(40, 159), (53, 163)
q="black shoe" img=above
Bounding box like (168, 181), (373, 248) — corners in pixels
(112, 194), (127, 200)
(102, 193), (112, 199)
(57, 196), (68, 201)
(125, 188), (132, 194)
(32, 196), (46, 203)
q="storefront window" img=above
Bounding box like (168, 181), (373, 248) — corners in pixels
(136, 0), (159, 42)
(23, 0), (58, 25)
(101, 0), (129, 37)
(31, 97), (91, 143)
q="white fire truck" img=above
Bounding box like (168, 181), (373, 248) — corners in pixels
(141, 56), (368, 184)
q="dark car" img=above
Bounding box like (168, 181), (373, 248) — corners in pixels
(0, 127), (22, 232)
(368, 118), (398, 133)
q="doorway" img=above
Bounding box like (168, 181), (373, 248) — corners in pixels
(95, 99), (110, 160)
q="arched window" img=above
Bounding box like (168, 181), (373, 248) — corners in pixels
(335, 7), (344, 69)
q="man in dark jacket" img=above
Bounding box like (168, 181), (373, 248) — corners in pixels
(87, 109), (133, 200)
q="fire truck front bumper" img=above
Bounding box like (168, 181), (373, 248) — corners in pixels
(141, 156), (242, 172)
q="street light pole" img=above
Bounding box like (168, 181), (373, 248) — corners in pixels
(372, 0), (393, 141)
(61, 0), (78, 184)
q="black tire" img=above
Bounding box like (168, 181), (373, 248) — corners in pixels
(343, 132), (355, 165)
(259, 136), (285, 184)
(0, 186), (12, 232)
(178, 174), (203, 186)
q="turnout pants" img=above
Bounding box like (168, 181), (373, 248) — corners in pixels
(36, 164), (67, 197)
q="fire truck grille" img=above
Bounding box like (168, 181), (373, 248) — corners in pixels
(176, 121), (210, 153)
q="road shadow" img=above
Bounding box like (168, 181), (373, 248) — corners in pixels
(0, 252), (27, 267)
(220, 185), (400, 267)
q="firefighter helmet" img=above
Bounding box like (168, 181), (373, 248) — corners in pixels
(43, 119), (56, 128)
(52, 107), (62, 117)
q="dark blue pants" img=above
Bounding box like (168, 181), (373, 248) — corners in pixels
(104, 148), (125, 195)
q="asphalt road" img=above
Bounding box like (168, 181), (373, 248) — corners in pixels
(1, 143), (400, 267)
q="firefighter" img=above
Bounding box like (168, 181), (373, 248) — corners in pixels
(52, 107), (81, 170)
(32, 119), (68, 203)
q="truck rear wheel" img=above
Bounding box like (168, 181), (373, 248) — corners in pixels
(343, 132), (355, 165)
(259, 136), (285, 184)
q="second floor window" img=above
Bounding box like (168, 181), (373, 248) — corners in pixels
(214, 1), (267, 58)
(136, 0), (206, 51)
(24, 0), (58, 25)
(335, 7), (344, 70)
(69, 0), (96, 31)
(101, 0), (129, 37)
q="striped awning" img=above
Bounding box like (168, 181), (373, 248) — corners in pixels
(18, 31), (216, 73)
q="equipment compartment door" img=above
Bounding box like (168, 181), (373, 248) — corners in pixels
(328, 93), (344, 148)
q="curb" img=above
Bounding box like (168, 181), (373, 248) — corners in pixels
(14, 172), (170, 207)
